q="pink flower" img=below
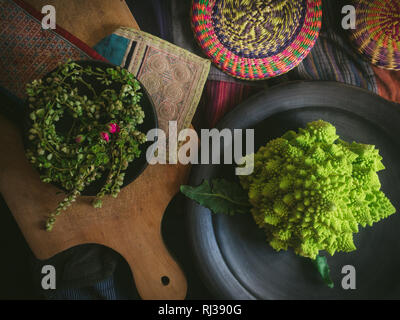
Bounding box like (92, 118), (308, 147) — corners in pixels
(101, 132), (110, 142)
(109, 123), (121, 134)
(75, 135), (85, 143)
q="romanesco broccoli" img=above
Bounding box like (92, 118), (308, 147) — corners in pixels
(240, 120), (396, 259)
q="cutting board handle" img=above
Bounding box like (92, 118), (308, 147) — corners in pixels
(114, 237), (187, 300)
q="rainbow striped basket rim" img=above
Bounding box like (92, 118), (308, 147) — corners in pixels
(191, 0), (323, 80)
(349, 0), (400, 71)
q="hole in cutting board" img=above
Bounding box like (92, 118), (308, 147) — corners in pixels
(161, 276), (170, 286)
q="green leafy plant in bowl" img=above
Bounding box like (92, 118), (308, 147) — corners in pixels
(25, 61), (148, 231)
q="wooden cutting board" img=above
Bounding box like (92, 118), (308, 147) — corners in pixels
(0, 0), (189, 300)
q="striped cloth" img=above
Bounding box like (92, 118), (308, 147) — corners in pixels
(196, 80), (264, 128)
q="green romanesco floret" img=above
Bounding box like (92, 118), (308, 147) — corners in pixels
(240, 120), (396, 259)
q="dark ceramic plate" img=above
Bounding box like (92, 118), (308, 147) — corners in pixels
(24, 60), (158, 196)
(185, 81), (400, 300)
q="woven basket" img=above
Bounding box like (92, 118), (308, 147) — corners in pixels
(191, 0), (322, 80)
(349, 0), (400, 71)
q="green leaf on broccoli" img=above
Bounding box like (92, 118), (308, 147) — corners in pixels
(313, 255), (334, 288)
(181, 179), (251, 215)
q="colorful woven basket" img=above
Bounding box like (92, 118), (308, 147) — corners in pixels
(191, 0), (322, 80)
(349, 0), (400, 70)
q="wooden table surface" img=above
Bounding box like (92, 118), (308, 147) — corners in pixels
(0, 0), (189, 300)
